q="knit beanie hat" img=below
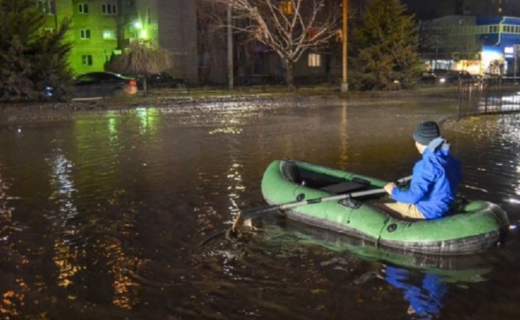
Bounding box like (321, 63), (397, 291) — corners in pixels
(413, 121), (440, 145)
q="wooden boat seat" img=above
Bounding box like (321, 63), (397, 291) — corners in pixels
(281, 160), (371, 194)
(320, 181), (366, 194)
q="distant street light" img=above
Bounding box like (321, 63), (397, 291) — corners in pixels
(341, 0), (348, 93)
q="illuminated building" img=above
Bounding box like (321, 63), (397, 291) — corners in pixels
(38, 0), (198, 80)
(423, 15), (520, 76)
(399, 0), (520, 19)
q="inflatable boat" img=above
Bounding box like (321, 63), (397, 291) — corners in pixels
(260, 160), (509, 255)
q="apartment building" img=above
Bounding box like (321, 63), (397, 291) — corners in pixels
(423, 15), (520, 76)
(37, 0), (198, 80)
(122, 0), (198, 81)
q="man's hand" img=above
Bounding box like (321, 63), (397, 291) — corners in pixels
(384, 182), (395, 195)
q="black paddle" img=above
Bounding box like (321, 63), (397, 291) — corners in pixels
(231, 175), (412, 231)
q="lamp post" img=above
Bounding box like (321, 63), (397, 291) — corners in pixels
(227, 3), (234, 90)
(341, 0), (348, 93)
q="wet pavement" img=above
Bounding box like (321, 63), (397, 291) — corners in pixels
(0, 95), (520, 319)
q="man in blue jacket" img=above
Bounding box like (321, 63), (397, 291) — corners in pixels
(383, 121), (462, 219)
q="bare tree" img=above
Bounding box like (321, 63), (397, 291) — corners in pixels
(107, 41), (173, 96)
(218, 0), (340, 91)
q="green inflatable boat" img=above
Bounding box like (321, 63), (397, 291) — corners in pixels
(260, 160), (510, 255)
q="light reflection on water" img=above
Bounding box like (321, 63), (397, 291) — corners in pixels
(0, 97), (519, 319)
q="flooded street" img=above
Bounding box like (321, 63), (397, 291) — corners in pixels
(1, 96), (520, 320)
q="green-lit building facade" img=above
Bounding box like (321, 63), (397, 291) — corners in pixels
(38, 0), (198, 80)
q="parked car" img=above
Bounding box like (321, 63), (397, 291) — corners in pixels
(133, 72), (185, 89)
(419, 72), (437, 84)
(71, 72), (138, 100)
(438, 70), (475, 84)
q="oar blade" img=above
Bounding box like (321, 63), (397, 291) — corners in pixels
(231, 204), (281, 232)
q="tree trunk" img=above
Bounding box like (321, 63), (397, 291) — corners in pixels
(286, 59), (295, 92)
(143, 78), (148, 97)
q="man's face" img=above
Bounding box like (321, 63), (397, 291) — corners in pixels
(415, 141), (423, 153)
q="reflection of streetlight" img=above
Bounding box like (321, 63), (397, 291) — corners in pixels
(341, 0), (348, 93)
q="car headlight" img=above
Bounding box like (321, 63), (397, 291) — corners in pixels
(439, 78), (446, 84)
(45, 86), (54, 97)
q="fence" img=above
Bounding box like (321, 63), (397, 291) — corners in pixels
(457, 78), (520, 119)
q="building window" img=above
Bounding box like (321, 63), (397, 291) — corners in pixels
(279, 1), (293, 15)
(102, 4), (118, 15)
(82, 55), (93, 66)
(80, 29), (91, 39)
(125, 0), (135, 9)
(489, 25), (498, 33)
(102, 30), (116, 40)
(38, 0), (56, 15)
(308, 53), (321, 67)
(79, 3), (89, 14)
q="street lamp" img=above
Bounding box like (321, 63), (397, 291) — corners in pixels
(341, 0), (348, 93)
(134, 21), (142, 39)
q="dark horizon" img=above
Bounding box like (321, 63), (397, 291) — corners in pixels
(399, 0), (520, 20)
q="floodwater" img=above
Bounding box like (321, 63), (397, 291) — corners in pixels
(1, 95), (520, 320)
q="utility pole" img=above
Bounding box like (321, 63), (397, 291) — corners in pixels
(515, 45), (520, 85)
(341, 0), (348, 93)
(227, 3), (234, 90)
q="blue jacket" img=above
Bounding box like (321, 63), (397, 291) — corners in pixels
(391, 138), (462, 219)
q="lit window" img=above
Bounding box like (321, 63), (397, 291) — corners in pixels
(80, 29), (91, 39)
(38, 0), (56, 15)
(79, 3), (89, 14)
(82, 55), (93, 66)
(279, 1), (293, 15)
(102, 4), (118, 15)
(103, 30), (116, 40)
(308, 53), (321, 67)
